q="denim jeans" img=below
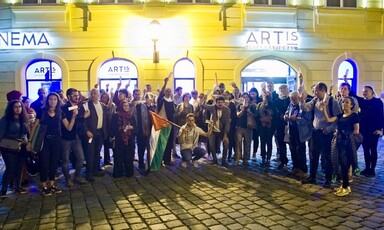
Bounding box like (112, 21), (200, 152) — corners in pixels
(181, 147), (206, 162)
(61, 135), (85, 180)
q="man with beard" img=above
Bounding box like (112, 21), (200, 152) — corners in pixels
(61, 88), (87, 187)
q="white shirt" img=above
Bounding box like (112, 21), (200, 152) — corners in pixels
(94, 101), (103, 129)
(213, 110), (222, 132)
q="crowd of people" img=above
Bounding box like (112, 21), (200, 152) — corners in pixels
(0, 73), (383, 198)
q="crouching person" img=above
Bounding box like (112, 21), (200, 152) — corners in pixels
(178, 113), (213, 168)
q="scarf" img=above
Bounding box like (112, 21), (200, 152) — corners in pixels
(117, 102), (133, 145)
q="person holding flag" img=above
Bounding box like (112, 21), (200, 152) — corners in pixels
(156, 73), (176, 166)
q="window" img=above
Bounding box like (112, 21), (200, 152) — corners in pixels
(98, 0), (134, 3)
(326, 0), (357, 7)
(174, 58), (195, 95)
(253, 0), (286, 6)
(98, 58), (138, 94)
(176, 0), (211, 3)
(241, 59), (296, 93)
(26, 59), (62, 101)
(338, 60), (357, 93)
(22, 0), (58, 3)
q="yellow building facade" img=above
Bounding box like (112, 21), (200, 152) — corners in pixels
(0, 0), (384, 109)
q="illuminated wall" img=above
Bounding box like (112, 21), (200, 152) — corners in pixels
(0, 1), (384, 110)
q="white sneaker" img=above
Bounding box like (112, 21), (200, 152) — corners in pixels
(335, 187), (351, 196)
(334, 186), (351, 193)
(192, 161), (198, 168)
(181, 162), (187, 168)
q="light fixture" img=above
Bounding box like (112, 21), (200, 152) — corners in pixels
(149, 20), (161, 63)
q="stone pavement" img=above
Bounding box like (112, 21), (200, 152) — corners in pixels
(0, 139), (384, 230)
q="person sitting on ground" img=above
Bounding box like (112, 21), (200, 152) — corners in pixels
(178, 113), (213, 168)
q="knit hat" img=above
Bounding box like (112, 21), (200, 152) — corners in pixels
(6, 90), (22, 102)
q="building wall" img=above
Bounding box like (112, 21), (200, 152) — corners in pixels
(1, 2), (384, 111)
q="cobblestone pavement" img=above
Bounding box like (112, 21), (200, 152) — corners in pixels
(0, 139), (383, 230)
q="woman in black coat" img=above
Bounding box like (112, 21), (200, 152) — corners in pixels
(0, 100), (29, 198)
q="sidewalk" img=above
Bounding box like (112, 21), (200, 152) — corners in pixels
(0, 139), (383, 229)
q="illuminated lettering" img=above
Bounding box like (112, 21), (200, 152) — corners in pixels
(0, 31), (51, 49)
(245, 29), (300, 51)
(108, 66), (130, 73)
(11, 32), (20, 46)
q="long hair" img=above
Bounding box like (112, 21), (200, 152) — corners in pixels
(3, 100), (27, 123)
(44, 92), (62, 114)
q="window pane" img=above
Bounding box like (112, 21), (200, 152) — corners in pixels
(28, 81), (61, 101)
(175, 79), (195, 95)
(196, 0), (211, 3)
(177, 0), (193, 2)
(254, 0), (269, 4)
(343, 0), (356, 7)
(99, 0), (114, 2)
(272, 0), (286, 5)
(26, 60), (62, 80)
(52, 62), (62, 80)
(23, 0), (38, 3)
(338, 61), (353, 81)
(327, 0), (340, 7)
(99, 79), (137, 95)
(118, 0), (133, 2)
(174, 59), (195, 79)
(42, 0), (57, 3)
(241, 60), (296, 93)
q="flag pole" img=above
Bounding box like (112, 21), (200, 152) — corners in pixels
(149, 111), (181, 129)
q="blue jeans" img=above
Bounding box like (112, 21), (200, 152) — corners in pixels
(61, 136), (85, 180)
(181, 147), (206, 162)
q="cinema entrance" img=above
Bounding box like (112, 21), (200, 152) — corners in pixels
(241, 59), (298, 93)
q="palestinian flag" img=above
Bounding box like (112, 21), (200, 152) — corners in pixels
(148, 109), (172, 171)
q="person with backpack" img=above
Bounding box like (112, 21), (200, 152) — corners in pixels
(300, 82), (342, 188)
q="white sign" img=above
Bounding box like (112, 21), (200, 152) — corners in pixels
(0, 31), (51, 49)
(26, 61), (62, 80)
(99, 59), (138, 79)
(245, 29), (299, 51)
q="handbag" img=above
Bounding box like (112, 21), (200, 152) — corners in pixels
(0, 138), (22, 152)
(353, 133), (363, 149)
(31, 124), (48, 153)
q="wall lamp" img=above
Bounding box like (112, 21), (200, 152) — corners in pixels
(149, 20), (161, 63)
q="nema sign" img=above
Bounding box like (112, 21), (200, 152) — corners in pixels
(0, 31), (50, 49)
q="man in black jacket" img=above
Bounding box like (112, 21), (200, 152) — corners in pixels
(83, 88), (108, 182)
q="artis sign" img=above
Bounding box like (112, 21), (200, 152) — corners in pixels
(0, 31), (51, 49)
(245, 29), (299, 51)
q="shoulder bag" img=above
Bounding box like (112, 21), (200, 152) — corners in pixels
(0, 138), (22, 152)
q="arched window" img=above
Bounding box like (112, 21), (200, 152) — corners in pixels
(98, 58), (138, 94)
(25, 59), (62, 101)
(174, 58), (195, 94)
(241, 59), (297, 93)
(338, 60), (357, 93)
